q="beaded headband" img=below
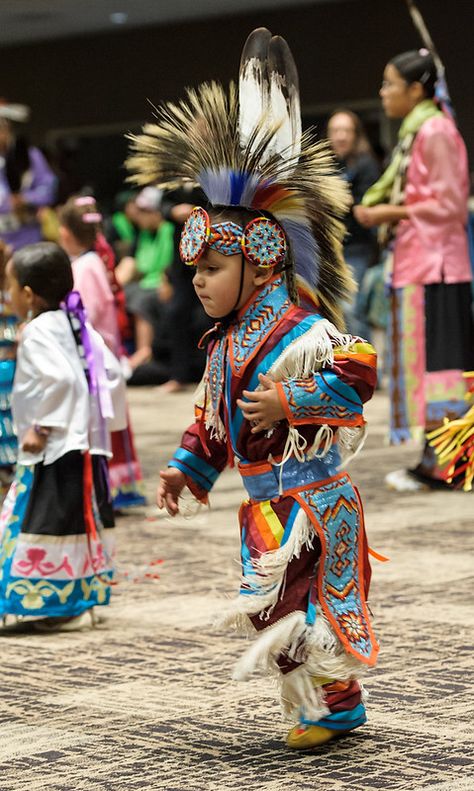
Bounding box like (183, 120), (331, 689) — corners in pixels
(179, 207), (286, 269)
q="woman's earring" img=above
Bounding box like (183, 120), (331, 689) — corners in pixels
(26, 308), (33, 322)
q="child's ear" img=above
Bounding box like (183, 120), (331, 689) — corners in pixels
(253, 267), (276, 287)
(23, 285), (35, 307)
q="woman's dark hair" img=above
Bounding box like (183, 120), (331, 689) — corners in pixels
(12, 242), (74, 308)
(390, 49), (437, 99)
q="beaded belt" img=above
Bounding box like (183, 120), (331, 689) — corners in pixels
(238, 448), (342, 501)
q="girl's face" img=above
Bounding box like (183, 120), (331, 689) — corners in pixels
(192, 248), (271, 319)
(379, 63), (423, 119)
(5, 259), (32, 320)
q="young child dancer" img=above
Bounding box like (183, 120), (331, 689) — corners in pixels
(128, 28), (380, 749)
(59, 197), (147, 509)
(0, 242), (126, 630)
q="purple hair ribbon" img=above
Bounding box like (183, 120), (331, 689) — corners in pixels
(63, 290), (113, 420)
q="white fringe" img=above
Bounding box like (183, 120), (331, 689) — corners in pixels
(338, 423), (368, 466)
(193, 372), (206, 409)
(219, 510), (314, 623)
(205, 412), (226, 442)
(266, 319), (361, 468)
(229, 608), (366, 721)
(196, 318), (358, 447)
(306, 424), (335, 460)
(270, 426), (308, 494)
(232, 611), (306, 681)
(267, 319), (353, 381)
(280, 666), (330, 721)
(194, 370), (228, 441)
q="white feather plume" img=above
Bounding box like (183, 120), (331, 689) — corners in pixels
(238, 27), (271, 154)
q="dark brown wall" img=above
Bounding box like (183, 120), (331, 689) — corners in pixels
(1, 0), (471, 158)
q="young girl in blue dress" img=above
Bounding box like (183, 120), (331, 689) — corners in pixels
(0, 242), (126, 631)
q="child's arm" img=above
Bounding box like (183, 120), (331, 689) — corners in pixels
(17, 334), (78, 455)
(238, 341), (377, 432)
(237, 374), (286, 433)
(157, 468), (187, 515)
(159, 421), (228, 516)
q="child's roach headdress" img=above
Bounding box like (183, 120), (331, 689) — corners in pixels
(126, 27), (352, 327)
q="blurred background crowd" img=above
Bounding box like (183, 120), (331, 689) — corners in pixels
(0, 0), (473, 480)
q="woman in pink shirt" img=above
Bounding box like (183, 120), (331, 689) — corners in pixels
(354, 49), (474, 492)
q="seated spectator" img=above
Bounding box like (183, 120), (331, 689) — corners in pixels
(152, 187), (211, 392)
(115, 187), (174, 369)
(106, 190), (139, 261)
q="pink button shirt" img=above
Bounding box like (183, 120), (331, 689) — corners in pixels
(72, 251), (120, 354)
(392, 115), (472, 288)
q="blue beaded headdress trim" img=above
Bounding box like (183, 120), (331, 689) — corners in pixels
(179, 207), (286, 269)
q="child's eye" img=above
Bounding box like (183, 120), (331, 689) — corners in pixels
(206, 266), (218, 273)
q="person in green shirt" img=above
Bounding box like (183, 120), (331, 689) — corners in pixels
(108, 190), (140, 260)
(116, 187), (174, 369)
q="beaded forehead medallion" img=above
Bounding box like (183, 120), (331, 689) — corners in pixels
(179, 206), (286, 269)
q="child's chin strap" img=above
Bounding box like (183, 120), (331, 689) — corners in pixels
(232, 254), (246, 312)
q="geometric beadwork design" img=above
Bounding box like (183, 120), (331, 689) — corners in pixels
(230, 277), (292, 375)
(202, 277), (292, 437)
(208, 222), (244, 257)
(179, 206), (209, 264)
(205, 278), (292, 417)
(295, 474), (379, 665)
(242, 217), (286, 269)
(180, 206), (286, 269)
(207, 334), (227, 417)
(281, 377), (363, 425)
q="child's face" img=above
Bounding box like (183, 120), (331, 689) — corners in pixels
(192, 248), (271, 319)
(5, 259), (31, 320)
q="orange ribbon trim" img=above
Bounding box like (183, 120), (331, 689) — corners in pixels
(368, 547), (390, 563)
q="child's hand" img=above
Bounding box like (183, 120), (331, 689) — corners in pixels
(237, 373), (286, 433)
(22, 427), (48, 454)
(157, 468), (186, 515)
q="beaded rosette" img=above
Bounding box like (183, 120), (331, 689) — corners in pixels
(179, 206), (286, 269)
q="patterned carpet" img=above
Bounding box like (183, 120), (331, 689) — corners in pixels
(0, 389), (472, 791)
